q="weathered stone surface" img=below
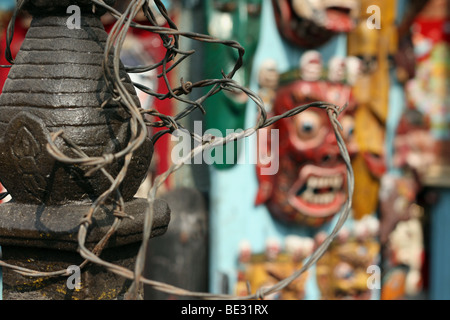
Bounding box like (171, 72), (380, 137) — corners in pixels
(2, 243), (140, 300)
(0, 198), (171, 251)
(0, 198), (171, 300)
(0, 1), (169, 300)
(144, 188), (208, 300)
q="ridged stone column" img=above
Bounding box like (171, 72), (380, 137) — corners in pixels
(0, 0), (170, 300)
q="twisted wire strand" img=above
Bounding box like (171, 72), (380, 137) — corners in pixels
(0, 0), (355, 300)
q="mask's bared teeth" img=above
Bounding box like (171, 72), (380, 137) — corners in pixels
(299, 174), (346, 206)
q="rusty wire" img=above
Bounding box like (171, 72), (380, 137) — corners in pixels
(0, 0), (354, 300)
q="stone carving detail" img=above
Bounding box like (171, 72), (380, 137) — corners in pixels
(0, 4), (153, 205)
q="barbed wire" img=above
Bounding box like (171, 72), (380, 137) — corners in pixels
(0, 0), (354, 300)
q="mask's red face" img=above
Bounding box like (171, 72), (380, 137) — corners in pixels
(256, 54), (359, 227)
(272, 0), (360, 48)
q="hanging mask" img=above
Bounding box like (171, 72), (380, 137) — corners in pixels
(272, 0), (360, 48)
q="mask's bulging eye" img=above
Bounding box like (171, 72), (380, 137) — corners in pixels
(295, 110), (321, 139)
(303, 122), (314, 133)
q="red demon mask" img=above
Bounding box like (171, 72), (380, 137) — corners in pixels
(272, 0), (360, 48)
(256, 52), (359, 227)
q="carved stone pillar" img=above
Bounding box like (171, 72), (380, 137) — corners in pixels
(0, 0), (170, 299)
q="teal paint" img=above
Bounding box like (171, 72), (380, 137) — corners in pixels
(0, 0), (15, 11)
(430, 189), (450, 300)
(386, 68), (406, 175)
(386, 0), (407, 174)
